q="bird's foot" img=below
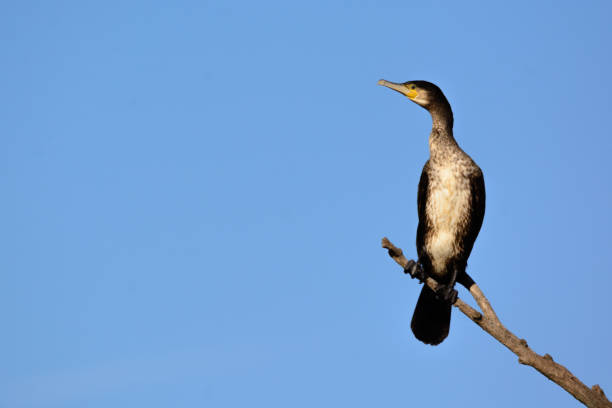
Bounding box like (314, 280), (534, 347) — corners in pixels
(435, 284), (458, 305)
(404, 259), (426, 283)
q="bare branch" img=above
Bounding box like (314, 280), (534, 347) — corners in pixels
(381, 237), (612, 408)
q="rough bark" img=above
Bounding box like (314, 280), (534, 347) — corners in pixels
(381, 237), (612, 408)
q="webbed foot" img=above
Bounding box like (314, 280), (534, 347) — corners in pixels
(435, 284), (458, 304)
(404, 259), (426, 283)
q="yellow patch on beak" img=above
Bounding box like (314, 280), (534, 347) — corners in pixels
(406, 89), (418, 99)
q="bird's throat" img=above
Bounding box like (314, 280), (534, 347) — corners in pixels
(429, 100), (454, 131)
(427, 101), (457, 160)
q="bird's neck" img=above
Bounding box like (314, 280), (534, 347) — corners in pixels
(428, 102), (458, 161)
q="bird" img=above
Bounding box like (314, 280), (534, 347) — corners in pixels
(378, 79), (486, 345)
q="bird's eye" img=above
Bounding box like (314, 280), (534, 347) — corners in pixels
(410, 85), (416, 90)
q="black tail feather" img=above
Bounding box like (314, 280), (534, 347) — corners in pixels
(410, 285), (451, 345)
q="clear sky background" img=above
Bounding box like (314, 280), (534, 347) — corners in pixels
(2, 1), (612, 407)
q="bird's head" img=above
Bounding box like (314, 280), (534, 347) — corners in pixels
(378, 79), (453, 128)
(377, 79), (447, 111)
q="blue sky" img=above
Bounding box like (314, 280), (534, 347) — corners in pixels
(2, 1), (612, 407)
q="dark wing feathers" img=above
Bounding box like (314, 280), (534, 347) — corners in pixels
(415, 161), (430, 262)
(459, 168), (486, 259)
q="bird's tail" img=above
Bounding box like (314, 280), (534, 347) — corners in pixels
(410, 285), (451, 345)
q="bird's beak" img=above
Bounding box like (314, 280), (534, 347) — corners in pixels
(378, 79), (417, 99)
(378, 79), (404, 93)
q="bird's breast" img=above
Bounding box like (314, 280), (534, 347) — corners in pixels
(425, 166), (471, 274)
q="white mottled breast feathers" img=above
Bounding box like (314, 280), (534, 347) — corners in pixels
(425, 161), (473, 275)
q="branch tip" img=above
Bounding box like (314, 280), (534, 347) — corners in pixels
(381, 237), (402, 258)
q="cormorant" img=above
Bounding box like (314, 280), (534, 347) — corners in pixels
(378, 79), (486, 345)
